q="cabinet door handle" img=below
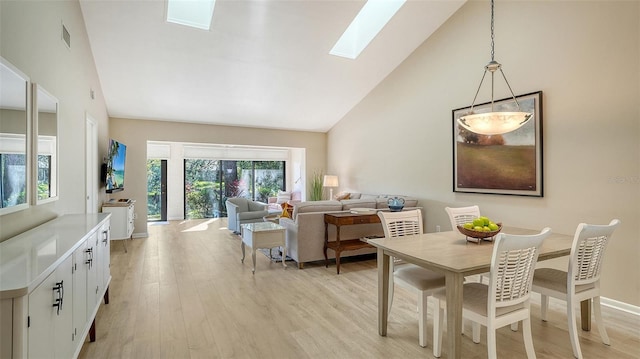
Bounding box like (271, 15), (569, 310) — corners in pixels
(85, 247), (94, 268)
(52, 298), (61, 315)
(102, 230), (109, 244)
(52, 280), (64, 314)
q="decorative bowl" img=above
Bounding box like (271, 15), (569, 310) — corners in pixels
(388, 205), (404, 212)
(457, 223), (502, 240)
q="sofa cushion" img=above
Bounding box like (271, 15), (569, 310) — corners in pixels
(291, 191), (302, 201)
(276, 191), (291, 204)
(238, 211), (266, 220)
(403, 198), (418, 207)
(361, 193), (379, 200)
(293, 200), (343, 219)
(340, 199), (377, 210)
(349, 193), (362, 199)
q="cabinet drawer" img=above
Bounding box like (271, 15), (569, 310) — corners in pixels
(354, 217), (372, 224)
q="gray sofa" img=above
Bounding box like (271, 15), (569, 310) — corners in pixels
(279, 194), (419, 269)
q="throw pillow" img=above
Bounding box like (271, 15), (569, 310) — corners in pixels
(280, 202), (291, 218)
(276, 191), (291, 204)
(335, 192), (350, 200)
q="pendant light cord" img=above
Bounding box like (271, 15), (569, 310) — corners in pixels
(467, 0), (523, 113)
(490, 0), (495, 63)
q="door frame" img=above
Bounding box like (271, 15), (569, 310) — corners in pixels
(85, 114), (98, 214)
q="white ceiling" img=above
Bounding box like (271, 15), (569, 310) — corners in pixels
(80, 0), (465, 132)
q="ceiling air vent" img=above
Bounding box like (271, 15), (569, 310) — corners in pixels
(62, 23), (70, 48)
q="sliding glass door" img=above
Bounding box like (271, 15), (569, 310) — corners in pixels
(184, 159), (222, 219)
(147, 159), (167, 221)
(184, 160), (285, 219)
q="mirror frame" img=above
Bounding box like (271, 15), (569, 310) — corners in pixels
(32, 83), (59, 205)
(0, 57), (31, 215)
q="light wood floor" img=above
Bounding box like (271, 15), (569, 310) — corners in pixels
(79, 219), (640, 359)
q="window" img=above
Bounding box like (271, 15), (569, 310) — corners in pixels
(36, 155), (51, 200)
(184, 160), (285, 219)
(0, 154), (27, 208)
(147, 159), (167, 221)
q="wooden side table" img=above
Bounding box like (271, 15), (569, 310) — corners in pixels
(323, 212), (380, 274)
(241, 222), (287, 274)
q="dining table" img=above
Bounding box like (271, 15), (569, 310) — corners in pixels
(367, 226), (581, 359)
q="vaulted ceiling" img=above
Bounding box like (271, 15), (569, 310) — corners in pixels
(80, 0), (465, 132)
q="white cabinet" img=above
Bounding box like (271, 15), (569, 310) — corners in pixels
(102, 201), (134, 240)
(0, 214), (111, 359)
(28, 255), (74, 359)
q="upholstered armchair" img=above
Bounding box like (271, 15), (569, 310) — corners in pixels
(225, 197), (269, 234)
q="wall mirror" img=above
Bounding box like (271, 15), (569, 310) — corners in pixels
(33, 84), (58, 204)
(0, 57), (30, 215)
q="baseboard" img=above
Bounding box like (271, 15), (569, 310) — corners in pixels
(132, 232), (148, 239)
(601, 297), (640, 316)
(532, 292), (640, 317)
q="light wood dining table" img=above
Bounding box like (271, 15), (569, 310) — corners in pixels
(367, 226), (581, 359)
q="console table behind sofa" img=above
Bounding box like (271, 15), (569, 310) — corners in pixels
(278, 195), (419, 269)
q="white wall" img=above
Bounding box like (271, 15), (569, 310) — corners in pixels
(328, 1), (639, 305)
(0, 0), (110, 241)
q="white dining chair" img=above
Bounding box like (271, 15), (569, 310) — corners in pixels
(445, 205), (490, 284)
(377, 209), (446, 348)
(433, 227), (551, 359)
(531, 219), (620, 359)
(445, 205), (481, 231)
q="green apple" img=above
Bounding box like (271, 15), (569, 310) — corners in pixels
(488, 223), (499, 231)
(473, 226), (484, 232)
(463, 222), (474, 230)
(479, 216), (490, 226)
(472, 218), (484, 227)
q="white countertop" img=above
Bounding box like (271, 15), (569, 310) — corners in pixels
(0, 213), (111, 299)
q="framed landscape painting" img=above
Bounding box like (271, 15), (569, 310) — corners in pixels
(452, 91), (543, 197)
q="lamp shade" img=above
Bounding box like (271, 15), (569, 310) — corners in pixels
(458, 111), (532, 135)
(323, 175), (339, 187)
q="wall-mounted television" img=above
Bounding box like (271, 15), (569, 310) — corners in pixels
(105, 139), (127, 193)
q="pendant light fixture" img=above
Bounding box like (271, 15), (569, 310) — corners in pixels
(457, 0), (532, 135)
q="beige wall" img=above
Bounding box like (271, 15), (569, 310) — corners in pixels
(328, 1), (639, 305)
(0, 0), (110, 241)
(0, 109), (28, 134)
(108, 117), (326, 236)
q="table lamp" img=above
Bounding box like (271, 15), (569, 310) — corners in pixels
(323, 175), (339, 200)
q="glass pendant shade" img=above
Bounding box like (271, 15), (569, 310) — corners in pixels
(458, 111), (532, 135)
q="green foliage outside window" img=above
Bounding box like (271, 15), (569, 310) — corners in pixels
(186, 180), (221, 219)
(147, 159), (161, 221)
(1, 154), (27, 208)
(182, 159), (285, 219)
(36, 155), (51, 200)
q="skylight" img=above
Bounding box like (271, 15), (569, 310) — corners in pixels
(330, 0), (406, 59)
(166, 0), (216, 31)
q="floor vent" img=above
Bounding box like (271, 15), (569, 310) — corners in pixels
(62, 23), (70, 48)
